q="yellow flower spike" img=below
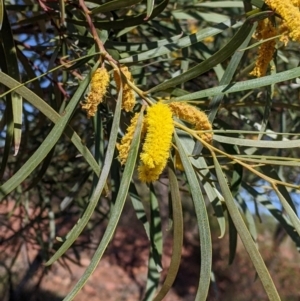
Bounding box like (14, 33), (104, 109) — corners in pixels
(265, 0), (300, 42)
(81, 67), (110, 118)
(138, 163), (165, 183)
(114, 66), (136, 112)
(250, 19), (277, 77)
(169, 102), (213, 143)
(138, 102), (174, 182)
(116, 113), (141, 165)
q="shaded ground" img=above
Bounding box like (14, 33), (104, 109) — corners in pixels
(0, 199), (300, 301)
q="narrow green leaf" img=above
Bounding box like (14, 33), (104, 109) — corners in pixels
(129, 182), (151, 238)
(260, 166), (298, 213)
(61, 108), (143, 301)
(236, 194), (258, 242)
(152, 165), (183, 301)
(244, 183), (300, 250)
(0, 72), (101, 178)
(1, 8), (22, 155)
(142, 184), (163, 300)
(208, 23), (255, 122)
(228, 212), (238, 264)
(0, 45), (13, 181)
(45, 69), (123, 266)
(143, 249), (161, 301)
(120, 18), (244, 64)
(25, 147), (56, 191)
(193, 20), (254, 156)
(0, 63), (99, 200)
(172, 10), (229, 23)
(273, 185), (300, 237)
(105, 33), (182, 52)
(147, 12), (271, 93)
(174, 66), (300, 101)
(196, 1), (244, 7)
(146, 0), (155, 20)
(16, 47), (44, 98)
(175, 132), (212, 301)
(60, 172), (92, 210)
(213, 134), (300, 149)
(149, 184), (163, 272)
(212, 154), (281, 301)
(65, 45), (97, 71)
(68, 0), (168, 30)
(16, 12), (58, 26)
(177, 131), (225, 238)
(91, 0), (141, 14)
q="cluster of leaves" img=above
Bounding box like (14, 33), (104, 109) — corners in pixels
(1, 0), (300, 300)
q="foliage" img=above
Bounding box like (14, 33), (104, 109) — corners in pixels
(1, 0), (300, 300)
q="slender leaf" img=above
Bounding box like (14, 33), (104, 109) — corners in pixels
(212, 154), (281, 301)
(0, 72), (101, 177)
(175, 131), (212, 301)
(174, 66), (300, 101)
(1, 8), (22, 155)
(45, 67), (123, 265)
(61, 106), (143, 301)
(68, 0), (168, 30)
(152, 165), (183, 301)
(273, 185), (300, 237)
(0, 63), (99, 200)
(146, 0), (155, 20)
(91, 0), (141, 14)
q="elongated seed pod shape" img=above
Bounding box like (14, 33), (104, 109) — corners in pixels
(117, 113), (140, 165)
(114, 66), (136, 112)
(81, 67), (110, 118)
(250, 19), (277, 77)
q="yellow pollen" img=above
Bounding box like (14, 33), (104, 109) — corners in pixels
(169, 102), (213, 143)
(138, 102), (174, 182)
(81, 67), (110, 118)
(114, 66), (136, 112)
(117, 113), (141, 165)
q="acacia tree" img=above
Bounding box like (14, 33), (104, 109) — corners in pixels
(1, 0), (300, 300)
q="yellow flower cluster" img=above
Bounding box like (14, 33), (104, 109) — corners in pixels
(116, 101), (213, 181)
(114, 66), (136, 112)
(116, 113), (141, 165)
(250, 0), (300, 77)
(250, 19), (277, 77)
(169, 102), (213, 143)
(265, 0), (300, 42)
(81, 67), (110, 118)
(138, 102), (174, 182)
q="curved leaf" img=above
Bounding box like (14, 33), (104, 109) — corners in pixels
(175, 131), (212, 301)
(152, 165), (183, 301)
(212, 154), (281, 301)
(0, 72), (101, 178)
(147, 11), (272, 93)
(90, 0), (141, 14)
(0, 63), (99, 200)
(174, 66), (300, 101)
(60, 108), (143, 301)
(1, 8), (22, 155)
(68, 0), (168, 30)
(45, 71), (123, 265)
